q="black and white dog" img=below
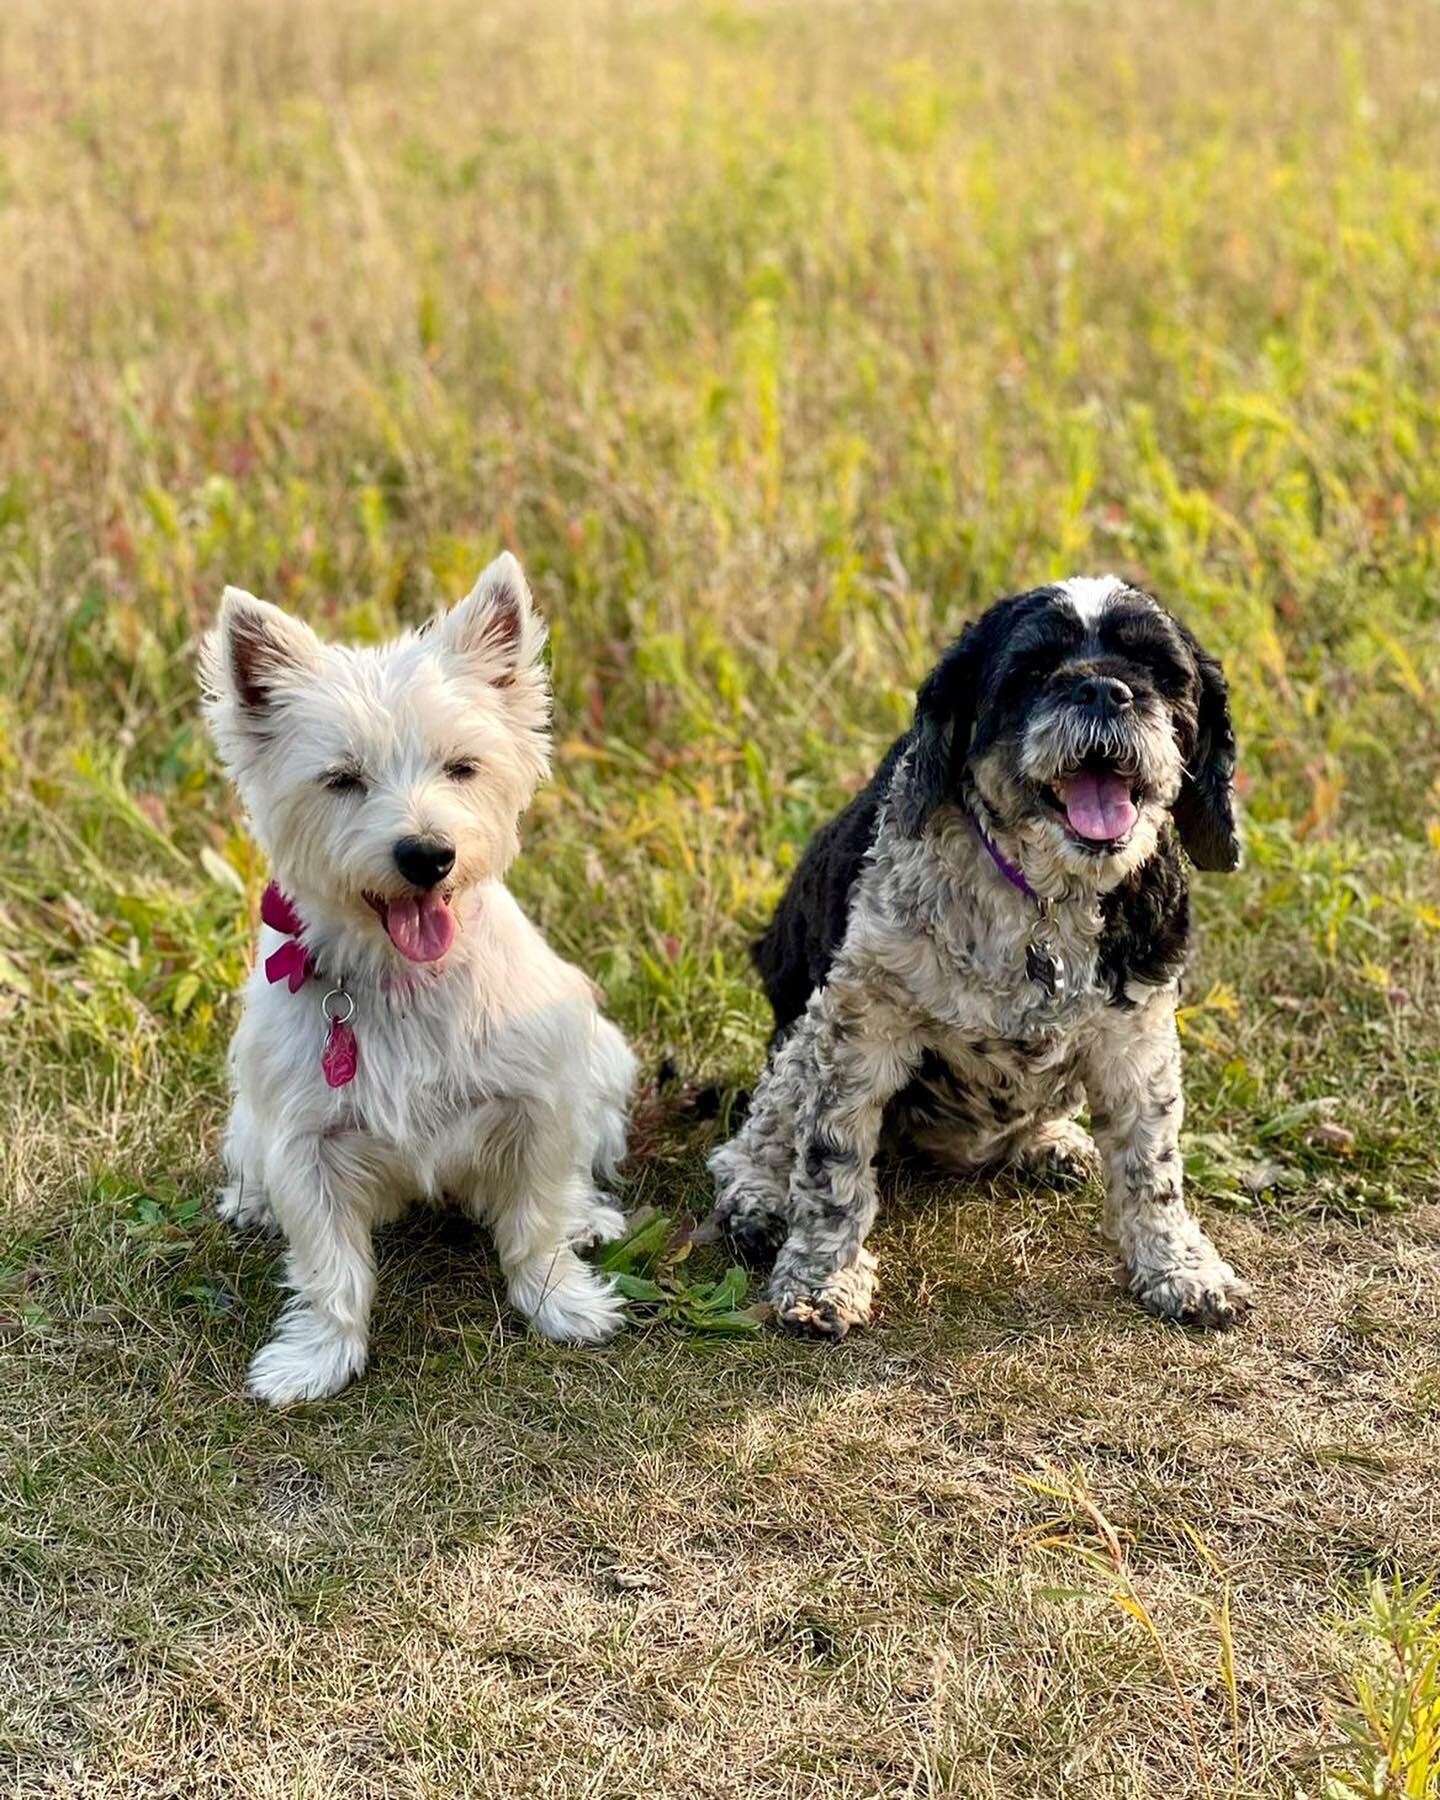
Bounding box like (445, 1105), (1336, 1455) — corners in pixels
(708, 576), (1247, 1336)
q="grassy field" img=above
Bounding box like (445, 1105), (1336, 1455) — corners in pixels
(3, 0), (1440, 1793)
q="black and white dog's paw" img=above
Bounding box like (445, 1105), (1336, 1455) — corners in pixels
(771, 1250), (878, 1341)
(1014, 1118), (1102, 1186)
(1129, 1257), (1252, 1329)
(705, 1143), (789, 1264)
(715, 1201), (788, 1266)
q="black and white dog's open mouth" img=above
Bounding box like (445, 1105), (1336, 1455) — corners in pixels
(1042, 760), (1140, 850)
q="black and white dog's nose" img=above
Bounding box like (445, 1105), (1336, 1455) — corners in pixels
(1075, 674), (1134, 713)
(393, 836), (456, 889)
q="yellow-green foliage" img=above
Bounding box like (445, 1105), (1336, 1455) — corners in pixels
(4, 0), (1437, 1204)
(2, 0), (1438, 1100)
(1328, 1580), (1440, 1800)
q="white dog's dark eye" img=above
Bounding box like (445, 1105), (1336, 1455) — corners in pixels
(444, 758), (480, 782)
(322, 769), (367, 795)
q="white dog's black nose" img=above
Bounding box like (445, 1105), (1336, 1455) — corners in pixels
(393, 837), (455, 889)
(1074, 674), (1133, 713)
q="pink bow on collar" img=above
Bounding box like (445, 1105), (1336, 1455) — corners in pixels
(257, 883), (358, 1088)
(261, 882), (314, 992)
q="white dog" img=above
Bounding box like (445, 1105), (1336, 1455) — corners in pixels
(202, 554), (635, 1405)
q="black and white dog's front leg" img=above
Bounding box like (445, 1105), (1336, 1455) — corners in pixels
(707, 1018), (810, 1262)
(717, 978), (921, 1339)
(1084, 987), (1251, 1327)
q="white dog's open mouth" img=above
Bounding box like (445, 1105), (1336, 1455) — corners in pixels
(365, 891), (456, 963)
(1044, 763), (1140, 849)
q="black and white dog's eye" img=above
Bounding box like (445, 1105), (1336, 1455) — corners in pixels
(323, 769), (367, 795)
(445, 758), (481, 782)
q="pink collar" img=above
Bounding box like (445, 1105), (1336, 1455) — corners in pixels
(261, 882), (358, 1087)
(260, 883), (313, 990)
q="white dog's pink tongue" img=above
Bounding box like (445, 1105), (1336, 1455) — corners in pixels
(1057, 770), (1137, 843)
(384, 893), (456, 963)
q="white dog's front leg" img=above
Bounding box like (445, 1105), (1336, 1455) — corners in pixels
(469, 1102), (624, 1347)
(216, 1096), (279, 1233)
(247, 1137), (382, 1405)
(1084, 989), (1251, 1328)
(586, 1012), (637, 1186)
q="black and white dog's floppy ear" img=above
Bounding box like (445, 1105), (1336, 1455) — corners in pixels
(894, 622), (984, 836)
(1172, 632), (1241, 872)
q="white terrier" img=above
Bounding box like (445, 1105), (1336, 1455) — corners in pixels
(202, 554), (634, 1405)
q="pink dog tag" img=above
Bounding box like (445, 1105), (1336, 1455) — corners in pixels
(322, 1016), (358, 1088)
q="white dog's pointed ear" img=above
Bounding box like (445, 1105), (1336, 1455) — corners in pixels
(206, 587), (320, 715)
(441, 553), (545, 687)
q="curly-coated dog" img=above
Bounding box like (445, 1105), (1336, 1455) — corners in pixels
(708, 575), (1247, 1337)
(204, 554), (634, 1404)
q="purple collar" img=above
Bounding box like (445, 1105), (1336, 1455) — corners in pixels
(969, 810), (1039, 904)
(967, 808), (1069, 998)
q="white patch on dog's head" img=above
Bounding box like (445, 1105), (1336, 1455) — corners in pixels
(202, 553), (551, 961)
(1058, 574), (1127, 628)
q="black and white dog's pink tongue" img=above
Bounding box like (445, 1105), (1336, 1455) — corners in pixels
(1057, 770), (1138, 843)
(384, 892), (456, 963)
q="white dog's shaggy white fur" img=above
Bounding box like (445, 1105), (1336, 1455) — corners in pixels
(203, 554), (635, 1405)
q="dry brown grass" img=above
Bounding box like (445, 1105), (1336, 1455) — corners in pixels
(5, 1170), (1439, 1797)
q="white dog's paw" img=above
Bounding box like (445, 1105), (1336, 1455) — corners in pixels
(572, 1200), (627, 1250)
(592, 1108), (629, 1185)
(1128, 1256), (1252, 1330)
(246, 1312), (368, 1406)
(217, 1179), (278, 1234)
(514, 1258), (625, 1346)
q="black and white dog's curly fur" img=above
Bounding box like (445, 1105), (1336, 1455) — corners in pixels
(708, 575), (1248, 1337)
